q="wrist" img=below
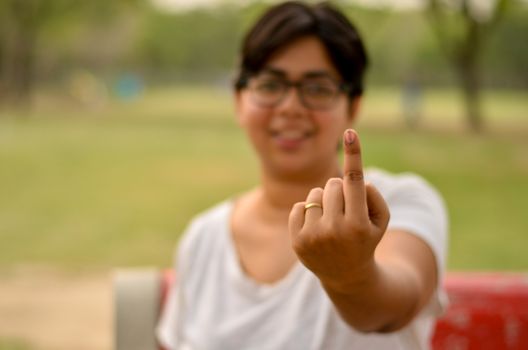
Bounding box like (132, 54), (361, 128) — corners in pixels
(319, 258), (379, 295)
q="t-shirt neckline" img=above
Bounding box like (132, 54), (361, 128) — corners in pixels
(221, 200), (305, 298)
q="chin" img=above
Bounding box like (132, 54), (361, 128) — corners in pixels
(267, 159), (322, 181)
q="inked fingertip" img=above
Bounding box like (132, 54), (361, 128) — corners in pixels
(344, 129), (356, 146)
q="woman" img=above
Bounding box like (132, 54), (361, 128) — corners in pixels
(158, 2), (448, 349)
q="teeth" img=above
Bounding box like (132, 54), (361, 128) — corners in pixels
(277, 130), (305, 139)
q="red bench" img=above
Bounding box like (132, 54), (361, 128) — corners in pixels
(114, 270), (528, 350)
(432, 272), (528, 349)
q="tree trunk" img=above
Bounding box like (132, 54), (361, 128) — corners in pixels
(0, 0), (38, 109)
(457, 16), (483, 133)
(426, 0), (510, 133)
(458, 57), (482, 132)
(6, 28), (36, 107)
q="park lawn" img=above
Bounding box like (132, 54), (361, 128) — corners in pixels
(0, 85), (526, 271)
(0, 339), (30, 350)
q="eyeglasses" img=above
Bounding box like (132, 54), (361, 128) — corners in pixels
(244, 76), (350, 111)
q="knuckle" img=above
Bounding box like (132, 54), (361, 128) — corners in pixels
(291, 237), (304, 253)
(308, 187), (324, 197)
(345, 170), (364, 182)
(293, 202), (305, 211)
(346, 144), (361, 155)
(345, 217), (370, 234)
(386, 210), (391, 224)
(320, 219), (341, 236)
(292, 230), (317, 253)
(292, 241), (309, 256)
(326, 177), (343, 188)
(343, 225), (371, 247)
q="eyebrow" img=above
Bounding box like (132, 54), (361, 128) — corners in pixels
(260, 67), (336, 80)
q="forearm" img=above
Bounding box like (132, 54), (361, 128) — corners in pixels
(320, 259), (424, 333)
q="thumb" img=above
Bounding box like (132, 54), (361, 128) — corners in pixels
(365, 183), (390, 232)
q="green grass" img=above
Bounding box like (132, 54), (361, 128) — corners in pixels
(0, 85), (526, 271)
(0, 338), (31, 350)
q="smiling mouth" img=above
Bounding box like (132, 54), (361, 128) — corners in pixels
(269, 129), (315, 150)
(271, 129), (314, 140)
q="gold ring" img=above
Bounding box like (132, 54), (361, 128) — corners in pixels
(304, 202), (322, 211)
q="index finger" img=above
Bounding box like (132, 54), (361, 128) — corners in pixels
(343, 129), (368, 218)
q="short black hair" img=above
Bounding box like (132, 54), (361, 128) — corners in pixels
(234, 1), (369, 98)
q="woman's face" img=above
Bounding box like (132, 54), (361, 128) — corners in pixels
(235, 35), (359, 180)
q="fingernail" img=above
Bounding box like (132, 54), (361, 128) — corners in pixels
(345, 129), (356, 145)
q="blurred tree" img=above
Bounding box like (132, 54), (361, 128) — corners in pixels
(136, 5), (242, 81)
(482, 1), (528, 88)
(1, 0), (523, 111)
(0, 0), (141, 109)
(426, 0), (510, 132)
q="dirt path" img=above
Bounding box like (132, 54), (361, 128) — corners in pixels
(0, 266), (111, 350)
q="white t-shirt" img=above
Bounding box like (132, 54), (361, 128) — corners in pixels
(157, 168), (448, 350)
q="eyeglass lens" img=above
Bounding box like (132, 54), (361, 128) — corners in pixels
(249, 77), (343, 110)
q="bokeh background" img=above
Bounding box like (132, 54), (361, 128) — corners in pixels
(0, 0), (527, 349)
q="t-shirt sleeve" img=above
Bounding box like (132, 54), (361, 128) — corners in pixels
(156, 276), (179, 349)
(156, 219), (202, 350)
(370, 170), (449, 317)
(384, 174), (448, 279)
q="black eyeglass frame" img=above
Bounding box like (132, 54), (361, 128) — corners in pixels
(236, 74), (352, 111)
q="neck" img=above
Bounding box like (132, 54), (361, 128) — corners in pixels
(258, 161), (342, 213)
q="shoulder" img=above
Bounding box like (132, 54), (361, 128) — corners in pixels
(366, 167), (448, 268)
(184, 201), (232, 238)
(365, 167), (447, 225)
(366, 168), (442, 201)
(365, 167), (446, 220)
(175, 200), (233, 271)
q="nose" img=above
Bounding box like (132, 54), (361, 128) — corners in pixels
(276, 86), (305, 116)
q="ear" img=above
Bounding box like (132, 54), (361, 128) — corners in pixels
(234, 90), (244, 126)
(347, 97), (361, 125)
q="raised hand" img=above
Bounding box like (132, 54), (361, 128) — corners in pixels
(288, 129), (390, 291)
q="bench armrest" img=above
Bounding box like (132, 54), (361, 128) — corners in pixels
(114, 269), (162, 350)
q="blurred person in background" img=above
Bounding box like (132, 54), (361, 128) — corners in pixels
(158, 1), (448, 349)
(402, 72), (423, 129)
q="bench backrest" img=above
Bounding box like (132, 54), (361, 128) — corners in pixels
(432, 272), (528, 349)
(114, 270), (528, 350)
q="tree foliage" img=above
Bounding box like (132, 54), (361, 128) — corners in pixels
(0, 0), (526, 119)
(0, 0), (141, 107)
(426, 0), (511, 131)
